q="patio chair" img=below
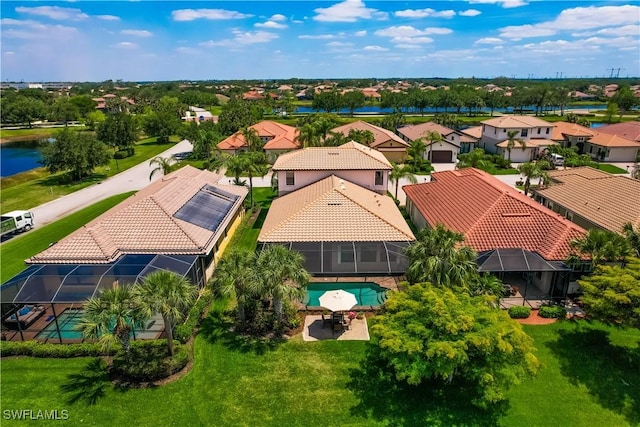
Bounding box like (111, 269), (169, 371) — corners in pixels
(332, 320), (345, 335)
(321, 313), (332, 329)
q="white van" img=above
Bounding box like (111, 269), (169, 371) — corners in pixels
(550, 153), (564, 166)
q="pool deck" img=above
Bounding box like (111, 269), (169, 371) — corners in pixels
(309, 276), (402, 291)
(302, 315), (370, 341)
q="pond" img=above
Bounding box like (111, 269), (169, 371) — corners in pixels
(0, 141), (44, 178)
(294, 104), (608, 115)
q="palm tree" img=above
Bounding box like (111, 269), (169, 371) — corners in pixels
(505, 130), (526, 162)
(622, 222), (640, 257)
(256, 245), (310, 325)
(323, 131), (348, 147)
(407, 138), (426, 172)
(347, 129), (375, 146)
(569, 229), (631, 269)
(297, 123), (320, 148)
(241, 128), (264, 152)
(457, 148), (492, 170)
(211, 250), (259, 327)
(517, 161), (546, 196)
(76, 286), (148, 358)
(404, 224), (478, 287)
(239, 151), (269, 208)
(424, 130), (444, 163)
(389, 163), (417, 200)
(224, 154), (246, 183)
(149, 156), (176, 181)
(134, 271), (197, 356)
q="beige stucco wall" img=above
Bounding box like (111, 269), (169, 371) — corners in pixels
(277, 169), (388, 195)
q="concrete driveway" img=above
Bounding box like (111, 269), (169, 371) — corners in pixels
(29, 139), (193, 227)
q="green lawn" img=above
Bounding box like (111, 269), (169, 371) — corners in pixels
(1, 318), (638, 426)
(0, 127), (63, 142)
(0, 192), (134, 283)
(595, 163), (628, 174)
(229, 187), (276, 252)
(0, 137), (177, 214)
(491, 167), (521, 175)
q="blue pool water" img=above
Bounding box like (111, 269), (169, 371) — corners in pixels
(304, 282), (388, 308)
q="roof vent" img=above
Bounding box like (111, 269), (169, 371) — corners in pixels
(328, 152), (339, 155)
(328, 202), (342, 206)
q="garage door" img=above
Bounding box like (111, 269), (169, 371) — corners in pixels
(430, 150), (453, 163)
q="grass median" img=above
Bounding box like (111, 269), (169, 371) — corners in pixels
(0, 192), (134, 283)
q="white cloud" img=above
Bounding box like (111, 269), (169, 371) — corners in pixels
(434, 10), (456, 18)
(201, 30), (278, 47)
(327, 41), (353, 47)
(270, 14), (286, 21)
(500, 5), (640, 39)
(299, 33), (344, 39)
(573, 25), (640, 38)
(475, 37), (504, 44)
(15, 6), (88, 20)
(121, 29), (152, 37)
(363, 45), (388, 51)
(375, 25), (452, 38)
(97, 15), (120, 21)
(313, 0), (388, 22)
(459, 9), (481, 17)
(354, 30), (367, 37)
(2, 20), (77, 40)
(4, 51), (16, 55)
(391, 36), (434, 44)
(468, 0), (528, 8)
(395, 44), (422, 49)
(114, 42), (137, 49)
(394, 8), (455, 18)
(171, 9), (253, 21)
(292, 19), (304, 24)
(1, 18), (36, 26)
(255, 20), (288, 29)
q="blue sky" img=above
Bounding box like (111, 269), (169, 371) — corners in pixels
(1, 1), (639, 82)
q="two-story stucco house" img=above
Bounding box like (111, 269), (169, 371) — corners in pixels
(480, 116), (555, 159)
(271, 141), (392, 196)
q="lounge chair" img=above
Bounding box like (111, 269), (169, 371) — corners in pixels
(4, 305), (45, 329)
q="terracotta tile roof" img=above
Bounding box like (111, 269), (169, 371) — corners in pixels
(496, 138), (554, 148)
(550, 121), (595, 140)
(258, 175), (415, 242)
(331, 121), (408, 149)
(217, 120), (300, 151)
(482, 115), (553, 129)
(461, 125), (483, 140)
(597, 121), (640, 142)
(272, 141), (392, 171)
(396, 122), (456, 142)
(534, 167), (640, 232)
(403, 168), (586, 261)
(587, 132), (640, 148)
(28, 166), (247, 264)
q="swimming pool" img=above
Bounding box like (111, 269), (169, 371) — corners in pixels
(304, 282), (388, 308)
(35, 309), (163, 341)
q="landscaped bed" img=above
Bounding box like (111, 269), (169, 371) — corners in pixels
(1, 317), (638, 426)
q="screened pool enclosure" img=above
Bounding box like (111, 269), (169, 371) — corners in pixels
(0, 254), (205, 342)
(258, 241), (411, 275)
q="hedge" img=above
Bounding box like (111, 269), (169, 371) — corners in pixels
(0, 341), (115, 358)
(538, 305), (567, 318)
(508, 306), (532, 319)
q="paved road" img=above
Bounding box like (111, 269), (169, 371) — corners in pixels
(29, 139), (193, 227)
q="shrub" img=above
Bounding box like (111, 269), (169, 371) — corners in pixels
(175, 288), (213, 344)
(111, 340), (189, 382)
(0, 341), (114, 358)
(113, 147), (135, 159)
(538, 305), (567, 318)
(508, 306), (531, 319)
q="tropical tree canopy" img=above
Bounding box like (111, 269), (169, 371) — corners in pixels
(578, 257), (640, 328)
(389, 162), (417, 200)
(149, 156), (177, 180)
(569, 229), (630, 268)
(211, 250), (259, 327)
(370, 284), (540, 408)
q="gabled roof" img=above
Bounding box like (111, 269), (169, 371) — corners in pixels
(550, 121), (595, 140)
(482, 115), (553, 129)
(258, 175), (415, 242)
(403, 168), (586, 261)
(217, 120), (300, 151)
(331, 121), (408, 148)
(272, 140), (392, 171)
(587, 132), (640, 148)
(597, 121), (640, 142)
(534, 167), (640, 233)
(460, 125), (483, 140)
(28, 166), (247, 264)
(396, 122), (457, 143)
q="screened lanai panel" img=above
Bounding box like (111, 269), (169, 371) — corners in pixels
(13, 275), (63, 303)
(148, 254), (197, 276)
(323, 242), (357, 274)
(174, 187), (236, 232)
(53, 265), (112, 302)
(0, 265), (43, 303)
(354, 242), (390, 273)
(291, 242), (322, 273)
(117, 254), (155, 265)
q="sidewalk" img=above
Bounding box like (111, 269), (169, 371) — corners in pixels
(29, 139), (193, 227)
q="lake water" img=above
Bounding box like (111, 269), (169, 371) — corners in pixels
(294, 104), (608, 115)
(0, 141), (43, 178)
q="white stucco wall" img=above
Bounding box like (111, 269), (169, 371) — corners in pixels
(277, 169), (388, 195)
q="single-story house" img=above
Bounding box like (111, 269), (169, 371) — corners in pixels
(1, 166), (247, 341)
(396, 122), (477, 163)
(271, 141), (392, 195)
(331, 121), (409, 163)
(183, 106), (217, 123)
(258, 175), (415, 276)
(533, 167), (640, 234)
(217, 120), (300, 157)
(403, 168), (586, 304)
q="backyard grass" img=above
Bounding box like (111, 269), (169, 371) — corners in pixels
(0, 127), (63, 142)
(594, 163), (628, 174)
(1, 318), (638, 426)
(229, 187), (276, 252)
(0, 137), (177, 214)
(0, 192), (134, 283)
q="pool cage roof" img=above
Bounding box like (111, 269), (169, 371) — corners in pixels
(0, 254), (199, 305)
(258, 241), (411, 275)
(477, 249), (571, 273)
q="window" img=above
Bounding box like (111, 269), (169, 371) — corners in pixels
(537, 128), (541, 134)
(359, 249), (378, 263)
(338, 245), (354, 263)
(285, 171), (295, 186)
(375, 171), (384, 186)
(521, 129), (528, 137)
(546, 128), (550, 134)
(494, 127), (497, 135)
